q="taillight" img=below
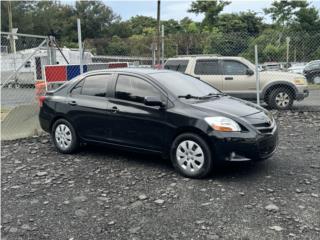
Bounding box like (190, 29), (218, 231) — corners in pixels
(39, 95), (46, 107)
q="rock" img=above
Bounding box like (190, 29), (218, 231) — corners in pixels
(295, 189), (303, 193)
(9, 227), (18, 233)
(131, 201), (143, 208)
(63, 200), (70, 205)
(74, 195), (88, 202)
(108, 221), (115, 225)
(2, 214), (13, 224)
(265, 203), (279, 212)
(269, 226), (283, 231)
(129, 226), (141, 234)
(36, 171), (47, 177)
(138, 194), (148, 200)
(75, 209), (87, 217)
(21, 224), (32, 231)
(196, 220), (205, 225)
(311, 193), (319, 198)
(154, 199), (165, 205)
(207, 234), (220, 240)
(201, 202), (211, 206)
(239, 192), (245, 196)
(267, 188), (274, 193)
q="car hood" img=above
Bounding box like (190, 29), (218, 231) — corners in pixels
(260, 70), (303, 79)
(190, 96), (263, 118)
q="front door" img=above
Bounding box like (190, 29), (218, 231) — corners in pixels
(67, 74), (114, 141)
(108, 74), (167, 151)
(222, 59), (256, 99)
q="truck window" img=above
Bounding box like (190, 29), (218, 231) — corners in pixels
(223, 60), (248, 75)
(194, 59), (220, 75)
(164, 60), (188, 73)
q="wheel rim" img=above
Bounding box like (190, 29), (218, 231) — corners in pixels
(55, 124), (72, 150)
(275, 92), (290, 107)
(314, 76), (320, 84)
(176, 140), (204, 174)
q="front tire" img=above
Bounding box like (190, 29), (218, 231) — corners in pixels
(52, 119), (79, 154)
(170, 133), (213, 178)
(268, 87), (294, 110)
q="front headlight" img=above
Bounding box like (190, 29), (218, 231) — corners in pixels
(293, 77), (307, 85)
(204, 117), (241, 132)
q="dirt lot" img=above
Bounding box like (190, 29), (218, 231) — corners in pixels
(1, 110), (320, 240)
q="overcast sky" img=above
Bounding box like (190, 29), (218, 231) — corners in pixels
(104, 0), (319, 22)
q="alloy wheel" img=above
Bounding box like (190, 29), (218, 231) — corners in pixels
(275, 92), (290, 108)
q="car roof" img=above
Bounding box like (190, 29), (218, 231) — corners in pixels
(83, 67), (173, 76)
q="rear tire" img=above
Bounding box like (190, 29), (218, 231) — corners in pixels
(170, 133), (213, 178)
(311, 74), (320, 84)
(52, 119), (79, 154)
(268, 87), (294, 110)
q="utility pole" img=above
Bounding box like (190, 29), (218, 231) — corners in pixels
(156, 0), (161, 65)
(7, 1), (16, 53)
(77, 18), (83, 74)
(161, 24), (164, 66)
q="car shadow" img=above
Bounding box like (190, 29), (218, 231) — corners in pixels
(79, 143), (274, 181)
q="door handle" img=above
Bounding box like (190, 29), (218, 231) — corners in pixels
(225, 77), (233, 80)
(110, 106), (119, 113)
(68, 100), (77, 106)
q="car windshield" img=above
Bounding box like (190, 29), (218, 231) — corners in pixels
(150, 71), (220, 100)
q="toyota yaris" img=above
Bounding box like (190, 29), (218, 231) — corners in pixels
(39, 68), (278, 178)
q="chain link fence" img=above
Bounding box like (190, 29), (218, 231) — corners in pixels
(1, 30), (320, 140)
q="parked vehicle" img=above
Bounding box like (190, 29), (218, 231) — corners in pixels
(164, 56), (309, 110)
(39, 68), (278, 178)
(288, 63), (306, 74)
(303, 60), (320, 84)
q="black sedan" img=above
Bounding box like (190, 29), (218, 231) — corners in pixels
(39, 68), (278, 178)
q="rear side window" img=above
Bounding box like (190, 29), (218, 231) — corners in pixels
(81, 74), (112, 97)
(164, 60), (188, 73)
(223, 60), (248, 75)
(194, 59), (220, 75)
(115, 75), (160, 104)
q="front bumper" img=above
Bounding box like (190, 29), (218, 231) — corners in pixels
(211, 126), (278, 163)
(296, 86), (309, 101)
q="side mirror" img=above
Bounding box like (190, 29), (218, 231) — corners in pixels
(144, 96), (165, 107)
(246, 69), (254, 76)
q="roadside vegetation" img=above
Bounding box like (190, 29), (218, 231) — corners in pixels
(1, 0), (320, 62)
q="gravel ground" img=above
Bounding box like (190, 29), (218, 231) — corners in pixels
(1, 111), (320, 240)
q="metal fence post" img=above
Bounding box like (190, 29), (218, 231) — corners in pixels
(77, 18), (83, 74)
(255, 45), (260, 106)
(161, 24), (164, 66)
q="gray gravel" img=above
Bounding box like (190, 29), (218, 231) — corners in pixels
(1, 110), (320, 240)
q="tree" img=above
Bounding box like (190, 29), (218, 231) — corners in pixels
(127, 16), (157, 35)
(188, 0), (230, 26)
(264, 0), (308, 27)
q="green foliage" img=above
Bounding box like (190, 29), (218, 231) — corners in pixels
(188, 0), (230, 26)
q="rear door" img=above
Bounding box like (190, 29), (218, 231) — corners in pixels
(191, 59), (224, 90)
(222, 59), (256, 99)
(67, 74), (114, 141)
(107, 74), (167, 151)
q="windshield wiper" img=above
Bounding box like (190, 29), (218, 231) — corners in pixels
(178, 94), (203, 100)
(201, 92), (227, 98)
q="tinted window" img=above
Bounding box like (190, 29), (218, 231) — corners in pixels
(115, 75), (160, 104)
(81, 75), (111, 97)
(164, 60), (188, 73)
(223, 60), (248, 75)
(194, 60), (220, 75)
(70, 80), (83, 95)
(151, 72), (219, 98)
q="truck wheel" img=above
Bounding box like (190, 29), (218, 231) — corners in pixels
(268, 87), (294, 110)
(311, 74), (320, 84)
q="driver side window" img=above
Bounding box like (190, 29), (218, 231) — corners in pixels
(223, 60), (248, 75)
(115, 75), (161, 104)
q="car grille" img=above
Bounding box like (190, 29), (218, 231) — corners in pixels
(253, 120), (275, 134)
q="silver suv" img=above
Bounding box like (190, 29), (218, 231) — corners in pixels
(164, 55), (309, 110)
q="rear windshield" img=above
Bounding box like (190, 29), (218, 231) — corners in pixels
(164, 60), (189, 73)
